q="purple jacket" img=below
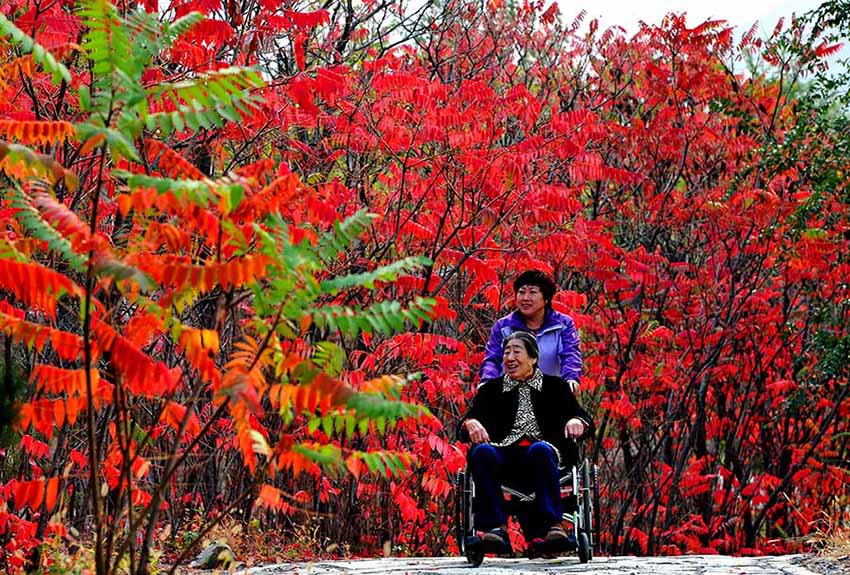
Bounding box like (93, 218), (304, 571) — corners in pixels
(479, 309), (582, 383)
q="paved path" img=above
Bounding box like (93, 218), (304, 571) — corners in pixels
(241, 555), (819, 575)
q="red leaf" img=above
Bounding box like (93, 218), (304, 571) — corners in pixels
(44, 477), (59, 512)
(294, 32), (306, 70)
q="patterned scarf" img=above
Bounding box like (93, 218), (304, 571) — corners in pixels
(502, 367), (543, 393)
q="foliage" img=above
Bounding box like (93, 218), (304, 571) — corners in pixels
(0, 0), (849, 571)
(0, 2), (434, 574)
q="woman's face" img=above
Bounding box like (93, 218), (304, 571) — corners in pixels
(515, 284), (546, 320)
(503, 339), (536, 380)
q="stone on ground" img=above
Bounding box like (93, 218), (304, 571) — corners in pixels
(190, 541), (238, 569)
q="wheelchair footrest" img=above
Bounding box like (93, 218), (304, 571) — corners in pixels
(525, 534), (577, 558)
(465, 535), (514, 556)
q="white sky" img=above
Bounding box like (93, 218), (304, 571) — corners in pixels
(563, 0), (825, 33)
(560, 0), (848, 69)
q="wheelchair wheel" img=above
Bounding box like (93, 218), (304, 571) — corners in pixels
(455, 471), (469, 554)
(577, 531), (591, 563)
(592, 464), (600, 553)
(581, 463), (593, 548)
(465, 545), (484, 567)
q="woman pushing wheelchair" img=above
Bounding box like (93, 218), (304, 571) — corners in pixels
(458, 330), (594, 549)
(479, 269), (583, 393)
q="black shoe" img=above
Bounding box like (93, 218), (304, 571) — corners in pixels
(481, 527), (510, 547)
(545, 525), (568, 542)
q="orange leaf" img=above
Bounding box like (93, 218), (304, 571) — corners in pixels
(258, 484), (282, 509)
(145, 139), (204, 180)
(53, 399), (65, 428)
(0, 120), (75, 146)
(136, 254), (270, 293)
(78, 133), (106, 156)
(345, 454), (362, 480)
(66, 397), (79, 426)
(13, 480), (28, 511)
(30, 191), (97, 254)
(0, 309), (88, 361)
(299, 314), (312, 334)
(45, 477), (59, 512)
(30, 365), (93, 396)
(0, 259), (84, 319)
(92, 319), (179, 397)
(27, 479), (44, 510)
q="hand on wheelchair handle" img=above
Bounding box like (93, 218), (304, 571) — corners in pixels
(564, 418), (586, 439)
(464, 418), (490, 444)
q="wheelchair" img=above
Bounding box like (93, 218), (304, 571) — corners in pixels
(454, 448), (599, 567)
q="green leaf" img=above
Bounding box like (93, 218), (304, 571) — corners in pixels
(94, 257), (155, 292)
(321, 415), (333, 437)
(227, 184), (244, 214)
(357, 418), (369, 435)
(163, 11), (204, 43)
(319, 256), (431, 294)
(9, 187), (87, 272)
(146, 67), (265, 132)
(292, 443), (343, 476)
(79, 0), (136, 79)
(316, 209), (376, 263)
(79, 85), (91, 112)
(345, 391), (430, 426)
(76, 123), (141, 162)
(312, 342), (344, 376)
(113, 171), (215, 208)
(310, 297), (436, 338)
(307, 417), (321, 434)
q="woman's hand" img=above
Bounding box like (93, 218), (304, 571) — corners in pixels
(464, 418), (490, 444)
(564, 418), (587, 439)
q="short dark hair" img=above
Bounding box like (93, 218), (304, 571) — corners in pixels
(513, 270), (557, 306)
(503, 331), (539, 364)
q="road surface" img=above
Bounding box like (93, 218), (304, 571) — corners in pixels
(240, 554), (821, 575)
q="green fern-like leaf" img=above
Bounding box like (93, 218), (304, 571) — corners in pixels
(311, 296), (434, 337)
(146, 67), (264, 134)
(124, 9), (166, 70)
(0, 142), (74, 186)
(79, 0), (135, 79)
(356, 450), (414, 478)
(311, 341), (344, 376)
(112, 170), (232, 210)
(146, 106), (229, 136)
(0, 14), (71, 85)
(346, 391), (429, 424)
(162, 11), (204, 43)
(319, 256), (431, 294)
(94, 257), (155, 292)
(292, 443), (343, 475)
(9, 188), (87, 272)
(316, 209), (376, 262)
(75, 123), (140, 162)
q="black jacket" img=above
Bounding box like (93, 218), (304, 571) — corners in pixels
(458, 373), (594, 465)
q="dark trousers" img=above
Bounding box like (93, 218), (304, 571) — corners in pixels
(468, 441), (561, 537)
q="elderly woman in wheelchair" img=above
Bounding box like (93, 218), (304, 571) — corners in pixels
(456, 331), (596, 565)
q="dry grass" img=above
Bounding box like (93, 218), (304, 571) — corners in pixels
(813, 526), (850, 560)
(796, 512), (850, 575)
(192, 515), (350, 567)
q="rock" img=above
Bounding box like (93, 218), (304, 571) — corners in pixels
(190, 542), (238, 570)
(793, 553), (850, 575)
